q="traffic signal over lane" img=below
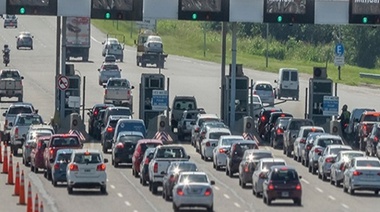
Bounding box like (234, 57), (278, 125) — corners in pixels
(263, 0), (315, 24)
(91, 0), (143, 20)
(178, 0), (230, 21)
(6, 0), (58, 16)
(349, 0), (380, 24)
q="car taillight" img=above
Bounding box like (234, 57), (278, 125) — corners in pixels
(295, 184), (302, 190)
(177, 188), (184, 196)
(260, 116), (266, 122)
(268, 183), (274, 190)
(314, 148), (322, 154)
(306, 145), (312, 150)
(153, 162), (158, 173)
(340, 163), (346, 171)
(244, 164), (249, 172)
(195, 127), (200, 133)
(37, 142), (42, 148)
(353, 170), (362, 176)
(54, 163), (60, 170)
(116, 143), (124, 149)
(325, 157), (334, 163)
(206, 142), (210, 147)
(15, 127), (19, 135)
(253, 91), (257, 95)
(259, 172), (267, 178)
(276, 128), (283, 134)
(300, 138), (306, 144)
(363, 124), (367, 132)
(69, 164), (78, 171)
(94, 110), (99, 116)
(375, 136), (379, 142)
(106, 127), (114, 133)
(49, 148), (54, 156)
(204, 188), (212, 196)
(144, 157), (150, 165)
(169, 175), (176, 182)
(219, 148), (226, 153)
(97, 164), (106, 171)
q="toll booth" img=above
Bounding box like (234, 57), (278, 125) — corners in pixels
(60, 64), (81, 118)
(223, 71), (249, 126)
(139, 73), (166, 128)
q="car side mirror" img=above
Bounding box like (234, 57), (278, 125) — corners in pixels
(87, 112), (90, 116)
(104, 158), (109, 163)
(187, 155), (191, 159)
(49, 159), (54, 163)
(255, 114), (259, 118)
(103, 85), (106, 88)
(21, 76), (24, 80)
(274, 80), (277, 83)
(15, 36), (17, 38)
(2, 113), (6, 117)
(292, 134), (297, 139)
(210, 180), (215, 185)
(8, 123), (13, 127)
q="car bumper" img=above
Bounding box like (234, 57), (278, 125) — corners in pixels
(173, 195), (213, 208)
(203, 147), (214, 158)
(241, 171), (254, 184)
(334, 169), (344, 182)
(215, 153), (227, 167)
(114, 153), (133, 164)
(0, 90), (23, 97)
(322, 164), (332, 176)
(67, 174), (107, 188)
(266, 190), (302, 200)
(351, 180), (380, 191)
(52, 171), (68, 182)
(279, 89), (298, 97)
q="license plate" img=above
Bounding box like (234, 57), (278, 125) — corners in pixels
(281, 192), (289, 197)
(84, 169), (91, 172)
(192, 189), (200, 193)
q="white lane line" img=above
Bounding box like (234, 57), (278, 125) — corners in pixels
(133, 210), (138, 212)
(234, 202), (241, 208)
(110, 185), (115, 189)
(214, 186), (220, 191)
(328, 195), (336, 201)
(125, 201), (131, 206)
(91, 36), (102, 44)
(301, 178), (310, 184)
(107, 179), (109, 182)
(223, 194), (230, 199)
(117, 193), (123, 198)
(315, 187), (323, 193)
(341, 203), (349, 209)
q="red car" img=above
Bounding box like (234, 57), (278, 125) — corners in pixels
(30, 136), (51, 173)
(131, 139), (163, 177)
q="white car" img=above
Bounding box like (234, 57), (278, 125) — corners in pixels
(172, 172), (215, 212)
(248, 94), (263, 119)
(293, 126), (324, 162)
(144, 35), (163, 53)
(252, 158), (286, 197)
(252, 81), (275, 106)
(66, 149), (108, 194)
(200, 128), (231, 161)
(98, 63), (121, 85)
(212, 135), (244, 170)
(330, 150), (365, 187)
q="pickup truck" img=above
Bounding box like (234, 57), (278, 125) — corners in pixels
(43, 134), (83, 180)
(148, 145), (190, 194)
(2, 102), (37, 143)
(170, 96), (198, 132)
(0, 69), (24, 102)
(103, 78), (134, 109)
(177, 109), (205, 140)
(9, 113), (43, 156)
(357, 111), (380, 151)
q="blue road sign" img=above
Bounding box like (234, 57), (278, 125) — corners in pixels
(335, 43), (344, 56)
(152, 90), (168, 111)
(323, 96), (339, 116)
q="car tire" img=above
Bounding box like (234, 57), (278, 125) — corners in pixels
(67, 186), (73, 194)
(255, 184), (261, 198)
(133, 168), (139, 178)
(349, 182), (355, 195)
(294, 198), (302, 206)
(164, 189), (170, 201)
(102, 145), (107, 154)
(173, 203), (180, 212)
(225, 167), (229, 176)
(52, 180), (57, 187)
(228, 169), (233, 178)
(30, 164), (34, 172)
(152, 183), (158, 194)
(335, 179), (341, 187)
(142, 178), (147, 186)
(322, 172), (327, 181)
(343, 180), (348, 193)
(100, 186), (107, 194)
(34, 166), (38, 174)
(207, 205), (213, 212)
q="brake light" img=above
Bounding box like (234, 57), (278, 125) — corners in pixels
(54, 163), (60, 170)
(153, 162), (158, 173)
(340, 163), (346, 171)
(204, 188), (212, 196)
(116, 143), (124, 149)
(300, 138), (306, 144)
(169, 175), (176, 182)
(253, 91), (257, 95)
(353, 170), (362, 176)
(106, 127), (114, 133)
(280, 167), (288, 171)
(375, 136), (379, 142)
(94, 110), (99, 116)
(276, 128), (284, 134)
(261, 116), (266, 122)
(49, 148), (54, 156)
(144, 157), (150, 165)
(259, 172), (266, 178)
(15, 127), (19, 135)
(195, 127), (200, 133)
(295, 184), (302, 190)
(69, 164), (78, 171)
(314, 148), (322, 154)
(37, 142), (42, 148)
(363, 124), (367, 132)
(268, 183), (274, 190)
(97, 164), (106, 171)
(206, 142), (210, 147)
(219, 148), (226, 153)
(244, 164), (249, 172)
(177, 188), (184, 196)
(325, 157), (334, 163)
(306, 145), (312, 150)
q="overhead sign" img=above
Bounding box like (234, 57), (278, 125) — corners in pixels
(6, 0), (58, 16)
(58, 75), (69, 91)
(68, 96), (80, 108)
(323, 96), (339, 116)
(263, 0), (315, 24)
(349, 0), (380, 24)
(152, 90), (168, 111)
(91, 0), (143, 20)
(178, 0), (230, 21)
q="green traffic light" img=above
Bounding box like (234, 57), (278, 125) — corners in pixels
(363, 17), (368, 24)
(192, 13), (197, 20)
(105, 12), (111, 19)
(277, 15), (283, 23)
(20, 7), (25, 14)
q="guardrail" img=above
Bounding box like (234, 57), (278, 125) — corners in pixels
(359, 73), (380, 79)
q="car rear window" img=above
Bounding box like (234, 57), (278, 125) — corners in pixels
(30, 131), (52, 140)
(1, 71), (20, 79)
(52, 137), (80, 146)
(303, 128), (324, 137)
(256, 84), (272, 91)
(179, 174), (208, 183)
(363, 115), (380, 122)
(330, 148), (351, 155)
(108, 79), (130, 88)
(246, 152), (273, 161)
(17, 116), (42, 126)
(198, 118), (220, 127)
(341, 152), (364, 160)
(170, 163), (197, 172)
(109, 108), (131, 116)
(291, 71), (298, 81)
(156, 148), (186, 159)
(356, 160), (380, 167)
(8, 106), (32, 114)
(209, 132), (230, 140)
(119, 135), (143, 143)
(174, 100), (196, 111)
(271, 169), (298, 181)
(221, 138), (242, 146)
(56, 153), (72, 162)
(103, 64), (119, 70)
(317, 138), (343, 148)
(263, 162), (286, 170)
(73, 153), (101, 164)
(271, 113), (293, 123)
(234, 144), (257, 156)
(282, 71), (289, 80)
(289, 120), (314, 130)
(140, 143), (161, 153)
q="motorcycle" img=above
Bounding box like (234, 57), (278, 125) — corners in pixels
(3, 54), (9, 66)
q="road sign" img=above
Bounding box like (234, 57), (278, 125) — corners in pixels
(152, 90), (168, 111)
(323, 96), (339, 116)
(136, 19), (156, 30)
(58, 75), (69, 91)
(335, 43), (344, 56)
(68, 96), (80, 108)
(334, 55), (345, 66)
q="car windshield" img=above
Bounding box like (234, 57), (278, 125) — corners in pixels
(221, 138), (242, 146)
(56, 153), (72, 163)
(256, 84), (272, 91)
(52, 137), (80, 146)
(356, 160), (380, 167)
(109, 108), (131, 116)
(156, 148), (187, 159)
(318, 138), (342, 147)
(148, 36), (162, 42)
(179, 174), (208, 184)
(363, 115), (380, 122)
(277, 118), (291, 127)
(303, 128), (324, 137)
(234, 144), (256, 156)
(271, 169), (298, 181)
(103, 64), (119, 70)
(198, 119), (220, 127)
(16, 116), (42, 126)
(174, 100), (196, 110)
(1, 71), (21, 79)
(330, 148), (351, 155)
(262, 162), (286, 170)
(108, 80), (130, 88)
(8, 106), (32, 114)
(209, 132), (230, 140)
(73, 153), (102, 164)
(108, 43), (121, 49)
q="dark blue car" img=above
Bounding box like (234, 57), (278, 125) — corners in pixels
(51, 149), (73, 187)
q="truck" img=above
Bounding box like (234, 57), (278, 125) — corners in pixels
(148, 145), (190, 194)
(65, 17), (91, 62)
(135, 29), (168, 68)
(103, 78), (134, 109)
(0, 69), (24, 102)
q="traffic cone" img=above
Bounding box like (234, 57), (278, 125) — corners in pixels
(7, 154), (14, 185)
(33, 194), (39, 212)
(2, 143), (8, 174)
(13, 162), (20, 196)
(39, 201), (44, 212)
(26, 182), (32, 212)
(18, 170), (26, 205)
(0, 142), (3, 163)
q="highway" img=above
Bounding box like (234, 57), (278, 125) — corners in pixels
(0, 16), (380, 212)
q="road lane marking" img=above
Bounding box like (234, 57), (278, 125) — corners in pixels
(234, 202), (241, 208)
(28, 173), (59, 212)
(214, 186), (220, 190)
(91, 36), (102, 44)
(341, 203), (349, 209)
(125, 201), (131, 206)
(224, 194), (230, 199)
(117, 193), (123, 198)
(328, 195), (335, 201)
(120, 172), (159, 212)
(133, 210), (138, 212)
(315, 187), (323, 193)
(301, 178), (310, 184)
(110, 185), (115, 189)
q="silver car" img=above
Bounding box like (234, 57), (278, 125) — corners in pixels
(200, 127), (231, 161)
(252, 158), (286, 197)
(293, 126), (324, 162)
(343, 157), (380, 195)
(98, 63), (121, 85)
(252, 81), (274, 105)
(22, 129), (53, 166)
(143, 35), (163, 53)
(317, 144), (352, 181)
(330, 150), (365, 187)
(212, 135), (244, 170)
(172, 172), (215, 212)
(238, 150), (273, 188)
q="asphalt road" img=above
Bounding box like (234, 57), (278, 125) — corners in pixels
(0, 16), (379, 212)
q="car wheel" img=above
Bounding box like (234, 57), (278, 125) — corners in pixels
(330, 176), (334, 185)
(335, 179), (341, 187)
(164, 189), (170, 201)
(225, 166), (229, 176)
(152, 183), (158, 194)
(173, 203), (180, 212)
(100, 186), (107, 194)
(142, 178), (147, 186)
(343, 179), (348, 192)
(294, 198), (302, 206)
(47, 170), (52, 181)
(34, 166), (38, 173)
(133, 169), (139, 178)
(44, 170), (47, 178)
(207, 205), (213, 212)
(52, 180), (57, 187)
(255, 184), (261, 198)
(30, 164), (34, 172)
(67, 186), (73, 194)
(228, 169), (233, 178)
(322, 172), (327, 181)
(102, 145), (107, 154)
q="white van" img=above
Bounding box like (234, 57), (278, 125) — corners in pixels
(274, 68), (299, 100)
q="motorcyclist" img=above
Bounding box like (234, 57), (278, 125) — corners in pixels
(3, 44), (10, 65)
(337, 104), (351, 141)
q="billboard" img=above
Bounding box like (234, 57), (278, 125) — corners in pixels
(180, 0), (222, 12)
(91, 0), (142, 20)
(265, 0), (307, 14)
(92, 0), (133, 11)
(349, 0), (380, 24)
(263, 0), (315, 24)
(178, 0), (229, 21)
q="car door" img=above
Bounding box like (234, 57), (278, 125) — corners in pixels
(319, 147), (329, 171)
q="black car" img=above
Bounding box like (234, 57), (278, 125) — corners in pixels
(162, 161), (198, 200)
(87, 104), (114, 137)
(270, 117), (292, 149)
(366, 123), (380, 157)
(226, 140), (259, 177)
(264, 112), (293, 142)
(256, 107), (283, 138)
(101, 115), (128, 153)
(111, 132), (144, 167)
